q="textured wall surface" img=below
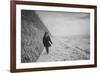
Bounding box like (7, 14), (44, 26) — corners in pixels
(21, 10), (49, 63)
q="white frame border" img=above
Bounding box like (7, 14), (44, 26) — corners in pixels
(16, 4), (95, 69)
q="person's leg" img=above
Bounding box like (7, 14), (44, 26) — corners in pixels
(46, 47), (49, 54)
(47, 47), (49, 54)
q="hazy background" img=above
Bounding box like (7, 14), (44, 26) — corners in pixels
(36, 11), (90, 37)
(35, 10), (90, 62)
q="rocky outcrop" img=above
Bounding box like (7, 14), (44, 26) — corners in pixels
(21, 10), (49, 63)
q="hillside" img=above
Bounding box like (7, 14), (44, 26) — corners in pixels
(21, 10), (49, 63)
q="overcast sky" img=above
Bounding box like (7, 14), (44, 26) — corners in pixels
(36, 10), (90, 37)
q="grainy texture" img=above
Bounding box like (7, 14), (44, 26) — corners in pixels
(21, 10), (90, 63)
(21, 10), (49, 63)
(37, 36), (90, 62)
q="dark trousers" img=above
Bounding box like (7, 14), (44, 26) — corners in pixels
(45, 47), (49, 54)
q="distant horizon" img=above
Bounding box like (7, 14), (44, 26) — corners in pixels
(52, 34), (90, 38)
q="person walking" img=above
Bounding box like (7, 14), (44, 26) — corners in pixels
(43, 32), (52, 54)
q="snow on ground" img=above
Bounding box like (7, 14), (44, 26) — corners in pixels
(36, 36), (90, 62)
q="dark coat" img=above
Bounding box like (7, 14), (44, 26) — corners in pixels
(43, 35), (52, 47)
